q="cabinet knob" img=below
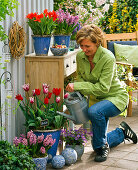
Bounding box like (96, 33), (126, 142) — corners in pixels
(66, 64), (69, 68)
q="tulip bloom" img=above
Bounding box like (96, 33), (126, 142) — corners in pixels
(64, 93), (69, 99)
(35, 89), (41, 95)
(15, 94), (23, 101)
(44, 97), (49, 104)
(43, 87), (48, 94)
(29, 97), (34, 104)
(56, 96), (60, 103)
(52, 88), (61, 96)
(22, 83), (30, 91)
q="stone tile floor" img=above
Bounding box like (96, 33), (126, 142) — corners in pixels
(47, 91), (138, 170)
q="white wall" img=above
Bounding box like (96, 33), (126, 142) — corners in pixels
(0, 0), (54, 143)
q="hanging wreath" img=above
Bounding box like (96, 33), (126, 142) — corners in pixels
(9, 21), (27, 60)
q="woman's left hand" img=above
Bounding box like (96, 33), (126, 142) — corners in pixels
(65, 83), (74, 92)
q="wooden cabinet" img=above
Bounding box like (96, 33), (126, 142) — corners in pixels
(25, 49), (79, 99)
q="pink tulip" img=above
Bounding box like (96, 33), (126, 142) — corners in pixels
(22, 83), (30, 91)
(42, 83), (49, 89)
(43, 87), (48, 94)
(32, 89), (36, 96)
(64, 93), (69, 99)
(56, 96), (60, 103)
(29, 97), (34, 104)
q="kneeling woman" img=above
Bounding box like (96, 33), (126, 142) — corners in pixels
(65, 24), (137, 162)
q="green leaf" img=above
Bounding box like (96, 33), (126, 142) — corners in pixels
(55, 115), (63, 129)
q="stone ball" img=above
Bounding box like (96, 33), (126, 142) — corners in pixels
(51, 155), (65, 169)
(61, 148), (77, 165)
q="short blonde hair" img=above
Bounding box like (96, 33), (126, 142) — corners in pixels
(76, 24), (104, 47)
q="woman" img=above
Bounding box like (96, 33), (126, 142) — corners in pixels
(66, 24), (137, 162)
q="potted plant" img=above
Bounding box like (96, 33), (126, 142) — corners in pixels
(53, 8), (79, 48)
(26, 9), (57, 55)
(13, 130), (56, 169)
(0, 140), (35, 169)
(60, 127), (93, 160)
(15, 83), (69, 162)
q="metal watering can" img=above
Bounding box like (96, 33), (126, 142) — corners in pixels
(57, 92), (89, 125)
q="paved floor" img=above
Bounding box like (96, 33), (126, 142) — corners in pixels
(47, 91), (138, 170)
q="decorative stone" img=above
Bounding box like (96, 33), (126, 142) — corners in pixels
(66, 145), (84, 160)
(52, 155), (65, 169)
(61, 148), (77, 165)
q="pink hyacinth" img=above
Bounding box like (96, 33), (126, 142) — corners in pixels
(27, 130), (34, 139)
(22, 138), (28, 146)
(40, 146), (46, 154)
(64, 93), (69, 99)
(37, 134), (44, 143)
(56, 96), (60, 103)
(29, 134), (37, 145)
(43, 134), (55, 147)
(43, 87), (48, 94)
(29, 97), (34, 104)
(22, 83), (30, 91)
(13, 137), (21, 147)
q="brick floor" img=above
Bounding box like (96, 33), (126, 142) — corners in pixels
(47, 91), (138, 170)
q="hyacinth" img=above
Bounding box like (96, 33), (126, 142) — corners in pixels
(13, 130), (56, 158)
(61, 127), (93, 146)
(15, 83), (69, 131)
(54, 8), (79, 35)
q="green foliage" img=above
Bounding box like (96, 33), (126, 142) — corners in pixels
(0, 0), (19, 41)
(99, 0), (138, 33)
(117, 64), (137, 102)
(0, 140), (35, 170)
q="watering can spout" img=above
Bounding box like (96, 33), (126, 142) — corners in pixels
(56, 111), (76, 122)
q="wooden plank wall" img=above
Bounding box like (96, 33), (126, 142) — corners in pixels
(0, 0), (54, 143)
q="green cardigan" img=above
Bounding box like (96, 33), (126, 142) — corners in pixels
(74, 45), (129, 112)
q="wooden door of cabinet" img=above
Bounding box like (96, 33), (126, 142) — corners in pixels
(25, 49), (80, 100)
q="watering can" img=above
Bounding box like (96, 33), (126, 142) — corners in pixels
(57, 92), (89, 125)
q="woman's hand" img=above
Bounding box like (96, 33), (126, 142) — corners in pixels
(65, 83), (74, 92)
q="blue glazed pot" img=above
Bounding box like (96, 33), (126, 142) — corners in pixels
(33, 156), (48, 170)
(54, 35), (71, 48)
(34, 129), (61, 163)
(32, 35), (51, 56)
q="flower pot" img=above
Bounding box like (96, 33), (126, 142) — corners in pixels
(53, 35), (71, 48)
(66, 145), (84, 160)
(33, 156), (48, 170)
(32, 35), (51, 56)
(34, 129), (61, 163)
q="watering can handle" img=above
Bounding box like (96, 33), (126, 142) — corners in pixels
(75, 91), (83, 101)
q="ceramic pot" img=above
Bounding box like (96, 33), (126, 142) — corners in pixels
(66, 145), (84, 160)
(32, 35), (51, 56)
(34, 129), (61, 163)
(33, 156), (48, 170)
(53, 35), (71, 48)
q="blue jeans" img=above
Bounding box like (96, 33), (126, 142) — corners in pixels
(88, 100), (125, 150)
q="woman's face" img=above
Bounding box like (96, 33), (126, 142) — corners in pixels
(80, 39), (98, 58)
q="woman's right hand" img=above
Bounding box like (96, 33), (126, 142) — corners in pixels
(65, 83), (74, 92)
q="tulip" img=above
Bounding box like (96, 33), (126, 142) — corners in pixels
(56, 96), (60, 103)
(22, 83), (30, 91)
(29, 97), (34, 104)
